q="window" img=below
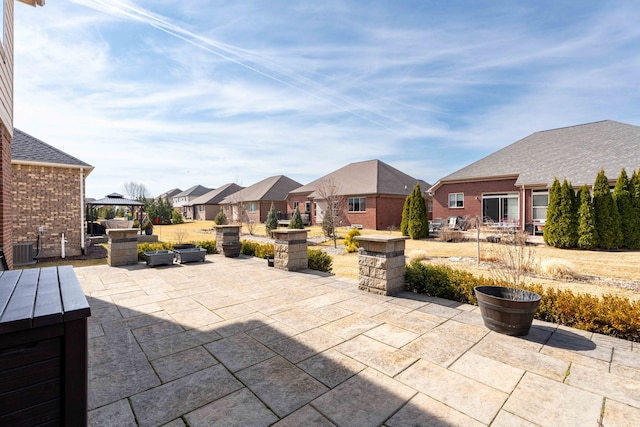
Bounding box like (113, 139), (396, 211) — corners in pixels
(293, 201), (299, 211)
(305, 201), (311, 213)
(448, 193), (464, 208)
(532, 190), (548, 222)
(198, 205), (205, 212)
(248, 202), (257, 213)
(482, 193), (519, 223)
(348, 197), (366, 212)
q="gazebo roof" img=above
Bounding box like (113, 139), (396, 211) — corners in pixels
(88, 193), (144, 206)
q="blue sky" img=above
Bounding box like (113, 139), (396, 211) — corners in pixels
(13, 1), (640, 199)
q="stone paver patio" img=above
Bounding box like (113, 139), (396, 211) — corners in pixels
(78, 254), (640, 426)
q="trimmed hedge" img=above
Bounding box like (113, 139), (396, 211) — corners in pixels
(240, 240), (274, 258)
(137, 240), (218, 261)
(405, 261), (640, 342)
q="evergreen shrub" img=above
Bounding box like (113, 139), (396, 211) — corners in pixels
(240, 240), (274, 258)
(214, 210), (227, 225)
(344, 228), (361, 253)
(307, 249), (332, 273)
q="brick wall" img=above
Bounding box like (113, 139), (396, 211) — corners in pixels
(12, 164), (84, 258)
(0, 125), (13, 268)
(432, 178), (521, 222)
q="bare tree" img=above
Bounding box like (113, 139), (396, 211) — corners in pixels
(314, 178), (346, 248)
(123, 181), (150, 201)
(488, 230), (537, 299)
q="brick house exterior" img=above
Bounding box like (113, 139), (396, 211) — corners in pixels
(288, 159), (431, 231)
(0, 0), (45, 268)
(186, 183), (243, 221)
(220, 175), (302, 224)
(429, 121), (640, 231)
(11, 129), (93, 262)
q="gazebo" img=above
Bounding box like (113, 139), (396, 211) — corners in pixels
(86, 193), (145, 235)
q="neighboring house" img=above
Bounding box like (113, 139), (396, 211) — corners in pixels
(288, 159), (431, 230)
(429, 120), (640, 231)
(172, 185), (211, 219)
(0, 0), (45, 268)
(11, 129), (94, 263)
(186, 183), (243, 221)
(220, 175), (302, 224)
(157, 188), (182, 204)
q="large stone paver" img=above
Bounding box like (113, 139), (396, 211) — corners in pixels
(236, 356), (329, 418)
(79, 258), (640, 426)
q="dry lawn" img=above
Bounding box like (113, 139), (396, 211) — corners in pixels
(154, 222), (640, 301)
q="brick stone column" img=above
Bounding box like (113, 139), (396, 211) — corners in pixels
(355, 235), (408, 295)
(107, 229), (139, 266)
(215, 225), (241, 253)
(272, 229), (308, 271)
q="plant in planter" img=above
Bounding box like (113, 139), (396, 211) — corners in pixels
(475, 231), (541, 336)
(141, 219), (154, 235)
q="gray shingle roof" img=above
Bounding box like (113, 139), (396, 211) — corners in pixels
(157, 188), (182, 199)
(174, 185), (211, 198)
(290, 159), (429, 198)
(220, 176), (302, 204)
(187, 183), (243, 206)
(435, 120), (640, 189)
(11, 128), (93, 169)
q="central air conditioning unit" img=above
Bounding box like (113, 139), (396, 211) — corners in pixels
(13, 242), (36, 266)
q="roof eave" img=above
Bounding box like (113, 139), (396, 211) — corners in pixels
(12, 159), (95, 176)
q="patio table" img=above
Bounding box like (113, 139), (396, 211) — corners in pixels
(0, 266), (91, 426)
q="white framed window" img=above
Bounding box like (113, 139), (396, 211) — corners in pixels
(532, 190), (548, 222)
(248, 202), (257, 213)
(293, 201), (299, 211)
(348, 197), (366, 212)
(448, 193), (464, 208)
(198, 205), (205, 212)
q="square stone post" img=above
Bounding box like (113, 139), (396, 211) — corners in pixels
(215, 225), (241, 253)
(355, 235), (408, 295)
(272, 229), (308, 271)
(107, 229), (139, 266)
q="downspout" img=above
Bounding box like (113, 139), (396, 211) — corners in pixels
(80, 168), (85, 255)
(521, 185), (526, 232)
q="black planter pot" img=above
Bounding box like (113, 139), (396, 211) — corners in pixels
(266, 255), (274, 267)
(222, 241), (242, 258)
(144, 227), (153, 235)
(474, 286), (541, 336)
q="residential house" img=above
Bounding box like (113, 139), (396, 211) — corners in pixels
(157, 188), (182, 203)
(220, 175), (302, 224)
(172, 185), (211, 219)
(429, 120), (640, 232)
(11, 129), (93, 263)
(187, 183), (243, 221)
(0, 0), (45, 268)
(288, 159), (431, 230)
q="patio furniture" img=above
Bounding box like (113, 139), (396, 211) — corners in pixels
(174, 248), (206, 264)
(144, 250), (175, 267)
(0, 266), (91, 426)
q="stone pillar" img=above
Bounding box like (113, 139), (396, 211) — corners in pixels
(215, 225), (241, 253)
(272, 229), (308, 271)
(355, 235), (408, 296)
(107, 229), (139, 266)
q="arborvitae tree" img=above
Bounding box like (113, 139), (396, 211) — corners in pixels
(577, 184), (598, 249)
(288, 206), (304, 229)
(407, 184), (429, 239)
(614, 169), (640, 249)
(264, 202), (279, 236)
(543, 178), (562, 247)
(400, 193), (412, 237)
(554, 179), (578, 248)
(593, 169), (623, 249)
(631, 169), (640, 210)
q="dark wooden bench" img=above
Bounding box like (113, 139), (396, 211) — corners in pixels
(0, 266), (91, 426)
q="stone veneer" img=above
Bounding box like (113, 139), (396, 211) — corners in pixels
(272, 229), (308, 271)
(215, 225), (241, 254)
(107, 229), (139, 266)
(355, 235), (408, 295)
